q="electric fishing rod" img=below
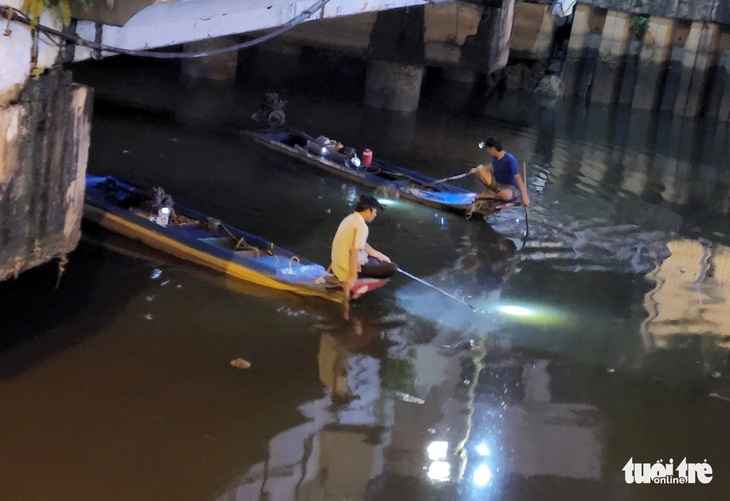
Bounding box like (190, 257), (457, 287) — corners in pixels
(397, 269), (475, 310)
(429, 172), (472, 185)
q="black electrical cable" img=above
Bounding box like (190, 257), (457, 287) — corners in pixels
(0, 0), (330, 59)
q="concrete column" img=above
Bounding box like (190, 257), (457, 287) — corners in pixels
(364, 60), (424, 112)
(673, 22), (721, 117)
(704, 29), (730, 121)
(0, 69), (90, 280)
(510, 3), (554, 60)
(632, 17), (674, 110)
(255, 39), (303, 85)
(177, 37), (238, 126)
(563, 5), (603, 97)
(592, 11), (631, 104)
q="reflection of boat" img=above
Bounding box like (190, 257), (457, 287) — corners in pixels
(83, 175), (388, 305)
(241, 128), (479, 214)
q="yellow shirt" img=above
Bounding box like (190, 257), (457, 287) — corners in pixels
(331, 212), (369, 281)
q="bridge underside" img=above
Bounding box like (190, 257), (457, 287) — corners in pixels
(70, 0), (446, 62)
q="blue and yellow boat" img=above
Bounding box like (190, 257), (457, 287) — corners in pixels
(83, 175), (389, 305)
(241, 128), (478, 213)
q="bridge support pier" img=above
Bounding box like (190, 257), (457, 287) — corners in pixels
(672, 22), (720, 117)
(706, 32), (730, 122)
(592, 11), (630, 104)
(364, 60), (424, 112)
(632, 18), (674, 110)
(0, 69), (90, 280)
(177, 37), (238, 126)
(562, 5), (602, 98)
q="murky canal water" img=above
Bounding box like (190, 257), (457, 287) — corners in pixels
(2, 60), (730, 500)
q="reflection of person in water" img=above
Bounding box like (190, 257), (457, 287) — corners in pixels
(317, 314), (387, 403)
(319, 332), (354, 402)
(457, 223), (519, 291)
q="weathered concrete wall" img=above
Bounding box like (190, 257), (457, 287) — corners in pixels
(562, 4), (730, 121)
(0, 69), (92, 280)
(579, 0), (730, 25)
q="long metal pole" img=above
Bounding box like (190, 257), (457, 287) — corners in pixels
(398, 269), (475, 309)
(429, 172), (471, 185)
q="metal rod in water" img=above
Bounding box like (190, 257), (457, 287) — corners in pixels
(398, 269), (475, 309)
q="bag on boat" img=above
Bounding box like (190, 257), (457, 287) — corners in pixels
(275, 263), (328, 280)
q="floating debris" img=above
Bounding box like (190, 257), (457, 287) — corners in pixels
(151, 268), (162, 279)
(709, 392), (730, 402)
(144, 313), (153, 321)
(393, 391), (425, 404)
(230, 358), (251, 370)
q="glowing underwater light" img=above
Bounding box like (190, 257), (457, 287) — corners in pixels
(476, 442), (490, 456)
(427, 441), (448, 460)
(427, 461), (451, 481)
(473, 464), (492, 487)
(499, 305), (532, 316)
(378, 198), (395, 206)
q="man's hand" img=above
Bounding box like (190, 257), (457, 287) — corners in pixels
(522, 196), (531, 207)
(345, 273), (358, 292)
(469, 165), (483, 175)
(374, 251), (391, 263)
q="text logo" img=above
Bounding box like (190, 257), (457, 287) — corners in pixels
(623, 458), (713, 484)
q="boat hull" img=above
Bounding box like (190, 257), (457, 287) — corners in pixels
(242, 129), (477, 213)
(83, 175), (388, 303)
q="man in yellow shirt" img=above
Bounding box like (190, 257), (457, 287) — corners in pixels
(331, 194), (397, 291)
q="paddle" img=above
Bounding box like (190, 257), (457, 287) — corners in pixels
(398, 268), (475, 310)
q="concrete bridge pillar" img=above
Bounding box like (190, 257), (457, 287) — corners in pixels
(364, 60), (424, 112)
(0, 69), (90, 280)
(632, 18), (674, 110)
(706, 30), (730, 122)
(673, 22), (721, 117)
(592, 11), (630, 104)
(177, 37), (238, 125)
(510, 3), (553, 61)
(365, 8), (425, 112)
(563, 5), (604, 97)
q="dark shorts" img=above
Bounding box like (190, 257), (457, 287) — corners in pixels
(359, 257), (398, 279)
